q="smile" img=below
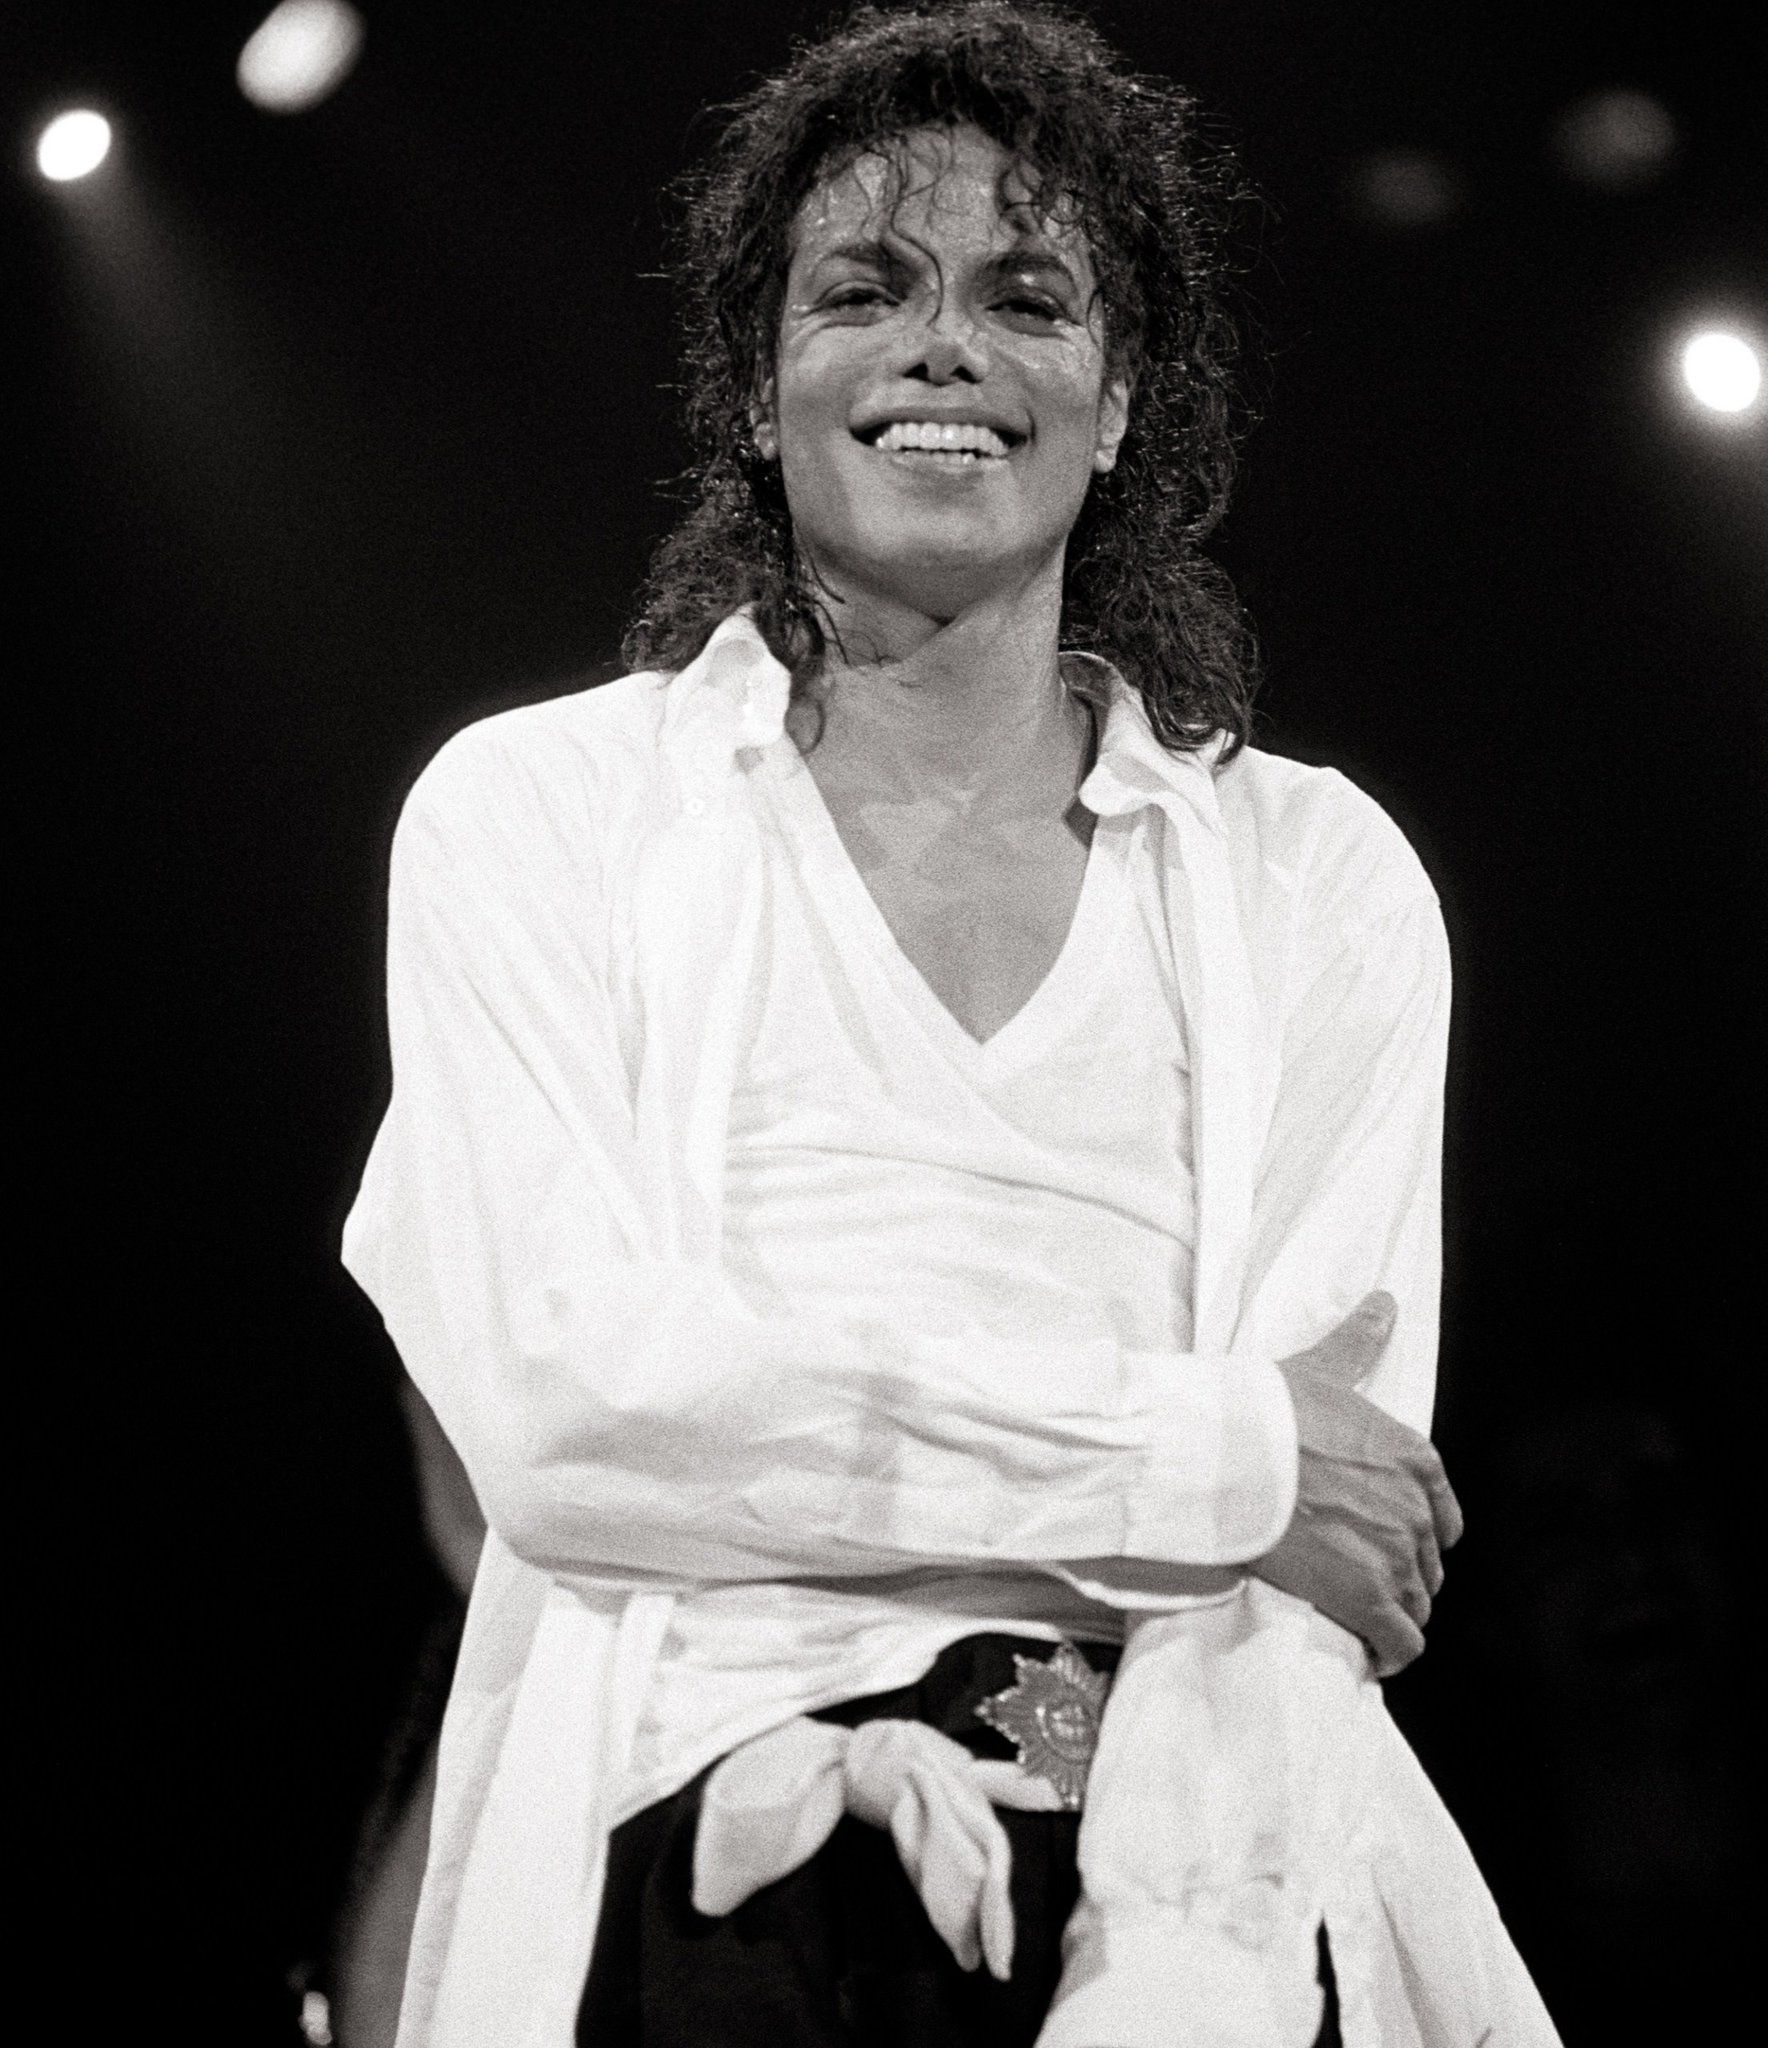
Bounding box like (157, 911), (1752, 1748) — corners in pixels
(856, 418), (1022, 463)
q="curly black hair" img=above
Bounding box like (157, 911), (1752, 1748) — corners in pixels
(622, 0), (1265, 757)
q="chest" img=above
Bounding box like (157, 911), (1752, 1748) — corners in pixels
(814, 785), (1097, 1046)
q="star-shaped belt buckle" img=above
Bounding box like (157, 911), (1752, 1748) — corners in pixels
(974, 1640), (1109, 1810)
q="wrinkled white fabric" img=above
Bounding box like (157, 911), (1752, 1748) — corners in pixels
(342, 611), (1560, 2047)
(1039, 1587), (1368, 2048)
(623, 715), (1208, 1823)
(692, 1714), (1065, 1978)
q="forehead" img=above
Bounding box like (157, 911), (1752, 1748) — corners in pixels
(790, 122), (1089, 265)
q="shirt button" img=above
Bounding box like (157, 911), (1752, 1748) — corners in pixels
(684, 794), (707, 818)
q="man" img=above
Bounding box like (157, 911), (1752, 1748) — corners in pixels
(342, 6), (1559, 2044)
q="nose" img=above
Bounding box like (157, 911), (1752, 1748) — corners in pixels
(902, 294), (986, 385)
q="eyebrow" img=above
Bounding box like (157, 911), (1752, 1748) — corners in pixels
(806, 235), (1083, 288)
(808, 237), (901, 274)
(990, 244), (1082, 288)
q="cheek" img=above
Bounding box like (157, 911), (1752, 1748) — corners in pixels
(775, 327), (872, 424)
(978, 335), (1107, 467)
(1033, 354), (1111, 444)
(772, 346), (845, 493)
(773, 366), (869, 541)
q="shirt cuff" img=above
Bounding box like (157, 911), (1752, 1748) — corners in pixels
(1140, 1352), (1298, 1563)
(1059, 1355), (1298, 1606)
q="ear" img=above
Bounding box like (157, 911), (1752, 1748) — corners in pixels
(749, 375), (779, 463)
(1092, 374), (1132, 474)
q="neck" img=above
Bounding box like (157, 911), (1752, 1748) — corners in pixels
(788, 552), (1093, 815)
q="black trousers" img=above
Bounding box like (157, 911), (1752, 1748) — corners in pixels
(578, 1632), (1341, 2047)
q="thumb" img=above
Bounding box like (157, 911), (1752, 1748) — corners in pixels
(1281, 1289), (1398, 1391)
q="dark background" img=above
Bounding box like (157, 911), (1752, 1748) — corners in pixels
(9, 2), (1762, 2038)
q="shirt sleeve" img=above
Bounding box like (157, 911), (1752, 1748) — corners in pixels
(1236, 880), (1451, 1437)
(1036, 806), (1470, 2044)
(341, 726), (1298, 1588)
(1050, 847), (1450, 1610)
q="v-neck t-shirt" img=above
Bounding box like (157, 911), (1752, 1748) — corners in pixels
(619, 730), (1197, 1820)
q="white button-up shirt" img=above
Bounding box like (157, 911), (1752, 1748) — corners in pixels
(343, 612), (1559, 2047)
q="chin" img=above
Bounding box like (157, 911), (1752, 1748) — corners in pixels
(833, 523), (1050, 616)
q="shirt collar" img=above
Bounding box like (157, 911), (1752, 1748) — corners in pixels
(1066, 650), (1229, 826)
(662, 610), (793, 759)
(666, 610), (1228, 822)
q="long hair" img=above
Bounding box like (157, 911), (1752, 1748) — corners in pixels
(623, 0), (1266, 757)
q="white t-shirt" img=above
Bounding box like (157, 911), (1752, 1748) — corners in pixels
(623, 729), (1197, 1817)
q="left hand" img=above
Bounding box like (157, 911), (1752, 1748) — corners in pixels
(1253, 1293), (1464, 1676)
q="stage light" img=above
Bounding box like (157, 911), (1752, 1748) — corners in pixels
(1553, 88), (1677, 190)
(1345, 149), (1459, 229)
(36, 109), (112, 183)
(1680, 331), (1762, 415)
(237, 0), (365, 113)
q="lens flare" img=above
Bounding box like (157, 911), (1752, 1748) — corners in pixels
(37, 109), (113, 182)
(1680, 331), (1762, 415)
(1553, 89), (1677, 190)
(237, 0), (365, 114)
(1346, 149), (1459, 229)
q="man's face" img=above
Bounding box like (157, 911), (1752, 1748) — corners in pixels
(765, 124), (1129, 621)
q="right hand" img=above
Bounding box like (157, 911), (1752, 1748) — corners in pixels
(1252, 1291), (1464, 1677)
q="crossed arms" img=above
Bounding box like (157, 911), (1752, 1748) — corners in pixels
(344, 724), (1457, 1655)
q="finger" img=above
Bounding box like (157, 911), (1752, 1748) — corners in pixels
(1399, 1438), (1463, 1554)
(1417, 1524), (1444, 1600)
(1397, 1564), (1431, 1632)
(1431, 1470), (1466, 1551)
(1374, 1609), (1426, 1679)
(1281, 1289), (1397, 1390)
(1359, 1288), (1399, 1347)
(1328, 1289), (1397, 1337)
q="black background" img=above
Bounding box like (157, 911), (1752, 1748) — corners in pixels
(9, 2), (1763, 2038)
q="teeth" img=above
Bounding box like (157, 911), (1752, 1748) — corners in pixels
(872, 420), (1011, 456)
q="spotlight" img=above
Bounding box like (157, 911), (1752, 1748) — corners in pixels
(36, 108), (112, 183)
(1679, 331), (1762, 415)
(237, 0), (365, 114)
(1345, 150), (1460, 230)
(1553, 88), (1677, 190)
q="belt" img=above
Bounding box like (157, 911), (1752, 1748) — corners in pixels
(974, 1638), (1111, 1811)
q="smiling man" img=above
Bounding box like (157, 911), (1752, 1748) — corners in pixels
(343, 7), (1559, 2047)
(759, 124), (1126, 1055)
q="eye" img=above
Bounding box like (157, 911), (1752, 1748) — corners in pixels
(822, 284), (895, 313)
(996, 292), (1064, 324)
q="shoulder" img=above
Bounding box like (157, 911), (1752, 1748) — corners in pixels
(1215, 742), (1440, 934)
(396, 670), (670, 863)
